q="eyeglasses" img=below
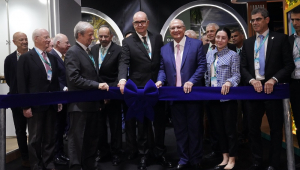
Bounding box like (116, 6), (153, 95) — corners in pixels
(170, 26), (185, 31)
(133, 20), (147, 26)
(291, 18), (300, 22)
(250, 17), (265, 24)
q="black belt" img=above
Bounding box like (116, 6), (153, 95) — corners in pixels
(291, 78), (300, 83)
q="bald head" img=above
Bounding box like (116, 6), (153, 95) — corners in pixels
(185, 30), (197, 39)
(133, 11), (148, 21)
(12, 32), (28, 54)
(53, 33), (70, 54)
(132, 11), (149, 36)
(32, 28), (50, 51)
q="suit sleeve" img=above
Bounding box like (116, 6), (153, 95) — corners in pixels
(118, 39), (130, 81)
(65, 49), (99, 90)
(4, 56), (11, 88)
(188, 42), (207, 84)
(240, 41), (253, 85)
(273, 35), (295, 82)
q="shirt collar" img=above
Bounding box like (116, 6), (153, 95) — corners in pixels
(212, 46), (230, 57)
(53, 48), (62, 58)
(34, 47), (44, 54)
(173, 36), (186, 48)
(76, 40), (89, 51)
(209, 42), (216, 48)
(101, 41), (112, 51)
(256, 29), (269, 39)
(136, 31), (148, 41)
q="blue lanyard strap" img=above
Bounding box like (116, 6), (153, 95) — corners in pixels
(34, 48), (52, 69)
(254, 33), (269, 57)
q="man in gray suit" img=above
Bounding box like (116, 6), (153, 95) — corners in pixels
(65, 21), (109, 170)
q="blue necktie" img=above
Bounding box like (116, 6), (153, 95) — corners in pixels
(258, 35), (265, 76)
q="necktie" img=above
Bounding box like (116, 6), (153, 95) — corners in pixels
(61, 54), (65, 61)
(258, 35), (265, 76)
(86, 48), (96, 68)
(17, 52), (21, 61)
(175, 44), (182, 87)
(42, 52), (51, 73)
(237, 48), (241, 55)
(101, 47), (105, 56)
(211, 44), (216, 50)
(142, 36), (151, 57)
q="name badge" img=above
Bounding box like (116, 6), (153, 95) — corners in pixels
(255, 58), (260, 70)
(47, 70), (52, 81)
(295, 58), (300, 69)
(211, 77), (217, 87)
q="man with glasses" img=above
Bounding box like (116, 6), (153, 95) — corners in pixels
(118, 11), (172, 170)
(289, 5), (300, 169)
(156, 19), (206, 170)
(17, 28), (62, 170)
(241, 8), (294, 170)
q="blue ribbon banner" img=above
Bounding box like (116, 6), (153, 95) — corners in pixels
(0, 80), (290, 122)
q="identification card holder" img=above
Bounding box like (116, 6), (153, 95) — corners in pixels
(255, 58), (260, 70)
(211, 77), (217, 87)
(47, 70), (52, 81)
(295, 58), (300, 69)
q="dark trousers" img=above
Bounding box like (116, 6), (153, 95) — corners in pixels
(171, 101), (203, 165)
(124, 101), (166, 157)
(204, 101), (221, 154)
(246, 99), (283, 168)
(11, 107), (29, 161)
(68, 111), (100, 170)
(208, 100), (238, 157)
(98, 100), (122, 156)
(290, 79), (300, 151)
(54, 104), (67, 158)
(27, 109), (56, 170)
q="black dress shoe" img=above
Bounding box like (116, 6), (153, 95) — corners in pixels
(247, 163), (262, 170)
(214, 164), (227, 170)
(203, 152), (222, 160)
(266, 166), (276, 170)
(54, 157), (67, 165)
(137, 157), (147, 170)
(156, 156), (173, 168)
(176, 164), (189, 170)
(127, 151), (138, 160)
(60, 154), (69, 161)
(112, 155), (121, 166)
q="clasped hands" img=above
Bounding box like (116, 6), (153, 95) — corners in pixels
(250, 78), (276, 94)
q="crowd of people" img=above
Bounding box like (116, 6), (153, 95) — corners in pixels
(3, 6), (300, 170)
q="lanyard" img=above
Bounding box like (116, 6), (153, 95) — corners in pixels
(142, 35), (151, 56)
(294, 39), (300, 58)
(34, 48), (52, 69)
(99, 48), (107, 68)
(254, 33), (269, 57)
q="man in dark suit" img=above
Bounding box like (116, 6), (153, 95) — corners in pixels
(156, 19), (206, 170)
(4, 32), (30, 168)
(17, 28), (61, 170)
(241, 8), (294, 170)
(118, 11), (172, 170)
(49, 33), (71, 165)
(65, 21), (109, 170)
(288, 5), (300, 169)
(91, 25), (122, 166)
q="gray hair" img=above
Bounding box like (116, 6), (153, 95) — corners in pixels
(169, 19), (186, 29)
(133, 11), (148, 21)
(185, 30), (197, 38)
(97, 25), (113, 35)
(74, 21), (94, 39)
(53, 33), (65, 46)
(251, 7), (269, 18)
(206, 23), (219, 30)
(32, 28), (47, 41)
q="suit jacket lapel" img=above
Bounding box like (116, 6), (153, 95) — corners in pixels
(181, 37), (190, 68)
(31, 48), (47, 78)
(265, 32), (274, 64)
(101, 43), (114, 67)
(169, 41), (176, 71)
(248, 37), (256, 73)
(76, 43), (98, 74)
(133, 33), (151, 60)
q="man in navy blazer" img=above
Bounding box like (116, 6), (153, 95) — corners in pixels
(49, 33), (71, 165)
(156, 19), (206, 170)
(4, 32), (30, 168)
